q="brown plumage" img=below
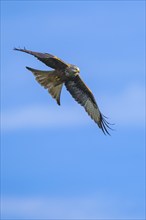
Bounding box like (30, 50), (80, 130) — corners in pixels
(14, 47), (112, 135)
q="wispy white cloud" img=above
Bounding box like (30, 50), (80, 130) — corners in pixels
(1, 84), (145, 132)
(1, 194), (144, 219)
(1, 105), (88, 132)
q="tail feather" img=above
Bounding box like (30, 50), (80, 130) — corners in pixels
(26, 66), (63, 105)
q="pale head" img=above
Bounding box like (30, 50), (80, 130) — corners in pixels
(65, 65), (80, 77)
(70, 65), (80, 73)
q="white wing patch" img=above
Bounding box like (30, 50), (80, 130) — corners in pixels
(84, 99), (101, 124)
(65, 76), (112, 134)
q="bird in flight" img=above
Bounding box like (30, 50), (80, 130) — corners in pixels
(14, 48), (112, 135)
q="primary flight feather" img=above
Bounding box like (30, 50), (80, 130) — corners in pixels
(14, 47), (112, 135)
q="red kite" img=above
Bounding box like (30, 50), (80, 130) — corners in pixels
(14, 48), (112, 135)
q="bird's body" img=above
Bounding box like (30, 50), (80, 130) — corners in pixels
(14, 48), (112, 135)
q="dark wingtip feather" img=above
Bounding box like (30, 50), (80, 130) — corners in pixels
(57, 100), (61, 106)
(100, 114), (114, 136)
(26, 66), (32, 71)
(14, 47), (20, 50)
(14, 47), (27, 52)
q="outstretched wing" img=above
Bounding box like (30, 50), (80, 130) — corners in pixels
(65, 75), (111, 135)
(26, 67), (63, 105)
(14, 48), (69, 70)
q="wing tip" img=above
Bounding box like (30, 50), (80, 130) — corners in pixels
(26, 66), (32, 71)
(99, 114), (114, 136)
(14, 47), (18, 51)
(56, 100), (61, 106)
(13, 46), (27, 51)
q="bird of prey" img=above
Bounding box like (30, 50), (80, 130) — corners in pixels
(14, 48), (112, 135)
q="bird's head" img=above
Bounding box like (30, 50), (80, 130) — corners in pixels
(71, 65), (80, 73)
(65, 65), (80, 77)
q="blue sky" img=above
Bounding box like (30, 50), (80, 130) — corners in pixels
(1, 1), (145, 219)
